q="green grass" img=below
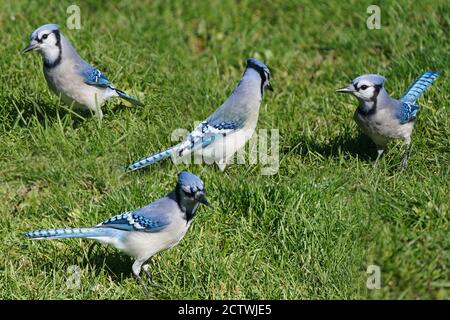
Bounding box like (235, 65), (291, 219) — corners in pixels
(0, 0), (449, 299)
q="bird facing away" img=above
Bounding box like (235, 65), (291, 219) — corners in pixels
(127, 58), (273, 172)
(336, 71), (439, 169)
(23, 171), (209, 295)
(23, 24), (143, 119)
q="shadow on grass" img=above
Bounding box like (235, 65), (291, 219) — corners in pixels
(81, 246), (171, 297)
(291, 132), (378, 161)
(2, 96), (129, 130)
(84, 244), (133, 283)
(4, 96), (84, 128)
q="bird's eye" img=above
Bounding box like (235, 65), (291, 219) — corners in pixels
(360, 85), (368, 90)
(42, 34), (48, 40)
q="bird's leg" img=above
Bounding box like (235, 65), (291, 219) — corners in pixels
(374, 146), (385, 166)
(398, 143), (410, 171)
(132, 259), (152, 296)
(142, 264), (162, 288)
(96, 108), (104, 121)
(93, 94), (103, 121)
(135, 273), (151, 296)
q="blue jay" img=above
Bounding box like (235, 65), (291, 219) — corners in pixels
(23, 171), (209, 294)
(127, 58), (273, 172)
(336, 71), (439, 169)
(23, 24), (142, 119)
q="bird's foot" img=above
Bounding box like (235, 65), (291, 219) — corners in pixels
(397, 157), (408, 171)
(143, 265), (162, 288)
(135, 274), (154, 297)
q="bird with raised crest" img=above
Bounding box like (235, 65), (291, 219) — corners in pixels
(336, 71), (439, 169)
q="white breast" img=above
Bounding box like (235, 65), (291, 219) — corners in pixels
(354, 109), (414, 146)
(201, 118), (257, 163)
(44, 61), (115, 113)
(121, 216), (192, 261)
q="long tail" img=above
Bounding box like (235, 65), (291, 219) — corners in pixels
(400, 71), (439, 104)
(115, 88), (144, 106)
(127, 147), (177, 171)
(23, 227), (114, 240)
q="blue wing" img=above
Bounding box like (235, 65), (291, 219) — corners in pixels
(97, 198), (172, 233)
(82, 66), (112, 88)
(400, 71), (439, 104)
(397, 101), (420, 124)
(176, 120), (243, 156)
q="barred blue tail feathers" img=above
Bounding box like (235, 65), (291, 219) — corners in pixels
(115, 88), (143, 106)
(127, 147), (175, 171)
(400, 71), (439, 104)
(23, 227), (113, 240)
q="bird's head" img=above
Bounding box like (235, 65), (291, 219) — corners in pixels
(175, 171), (209, 220)
(246, 58), (273, 93)
(23, 24), (61, 54)
(23, 24), (62, 67)
(336, 74), (386, 102)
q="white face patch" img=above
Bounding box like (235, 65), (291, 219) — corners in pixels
(353, 80), (379, 101)
(35, 31), (59, 50)
(33, 30), (61, 67)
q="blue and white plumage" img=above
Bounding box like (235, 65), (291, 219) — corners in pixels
(336, 71), (439, 169)
(127, 58), (273, 172)
(23, 171), (209, 294)
(23, 24), (142, 119)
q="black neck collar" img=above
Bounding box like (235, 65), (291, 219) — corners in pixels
(44, 30), (62, 69)
(175, 185), (195, 222)
(246, 61), (268, 96)
(357, 84), (382, 116)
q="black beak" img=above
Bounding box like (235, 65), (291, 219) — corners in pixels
(23, 43), (38, 53)
(195, 191), (210, 206)
(267, 83), (274, 91)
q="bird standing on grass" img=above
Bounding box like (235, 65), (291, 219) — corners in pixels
(336, 71), (439, 169)
(23, 24), (142, 119)
(127, 58), (273, 172)
(23, 171), (209, 295)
